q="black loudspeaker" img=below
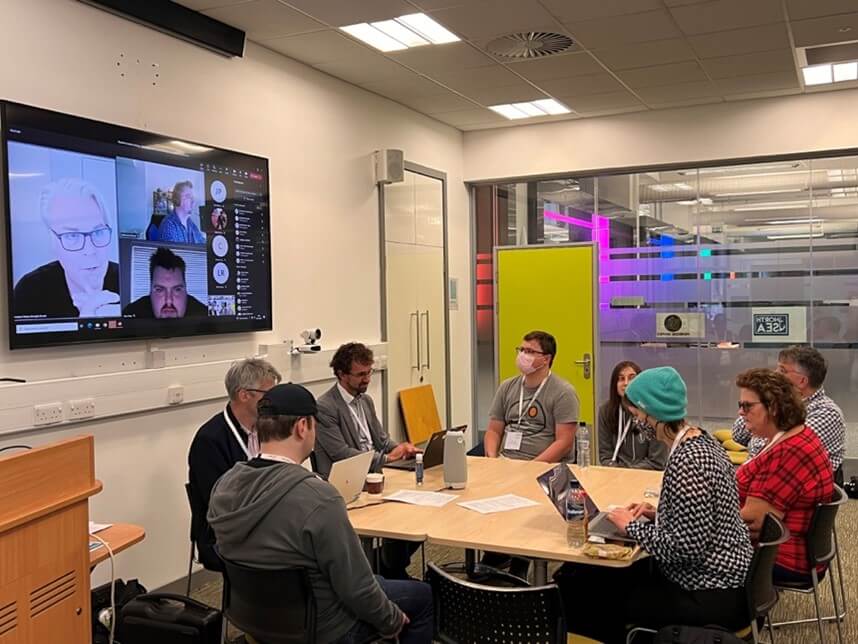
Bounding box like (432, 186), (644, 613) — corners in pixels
(79, 0), (246, 57)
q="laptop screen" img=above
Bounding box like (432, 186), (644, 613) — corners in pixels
(537, 464), (585, 521)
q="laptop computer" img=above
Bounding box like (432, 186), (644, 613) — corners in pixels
(328, 450), (374, 504)
(384, 425), (467, 471)
(536, 464), (646, 544)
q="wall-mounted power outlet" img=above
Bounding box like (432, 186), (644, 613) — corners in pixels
(167, 385), (184, 405)
(68, 398), (96, 421)
(34, 402), (64, 426)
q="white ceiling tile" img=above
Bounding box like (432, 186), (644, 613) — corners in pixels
(723, 87), (802, 101)
(563, 10), (683, 48)
(204, 0), (325, 40)
(688, 23), (791, 58)
(669, 0), (785, 35)
(635, 80), (721, 103)
(462, 84), (549, 105)
(540, 0), (664, 23)
(260, 30), (371, 66)
(283, 0), (415, 26)
(409, 0), (470, 10)
(388, 42), (495, 73)
(700, 49), (796, 79)
(313, 55), (417, 85)
(429, 108), (506, 126)
(646, 96), (723, 108)
(715, 71), (800, 94)
(536, 72), (626, 97)
(791, 12), (858, 48)
(428, 0), (562, 41)
(664, 0), (717, 5)
(504, 52), (605, 81)
(593, 38), (697, 71)
(397, 92), (480, 113)
(617, 61), (708, 88)
(558, 90), (644, 112)
(361, 75), (451, 99)
(428, 64), (524, 91)
(173, 0), (251, 11)
(786, 0), (858, 21)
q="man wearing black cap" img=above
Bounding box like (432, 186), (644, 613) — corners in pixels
(207, 383), (433, 644)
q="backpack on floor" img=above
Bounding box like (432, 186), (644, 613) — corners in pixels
(653, 625), (746, 644)
(116, 592), (222, 644)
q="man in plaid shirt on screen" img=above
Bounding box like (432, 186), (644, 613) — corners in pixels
(732, 346), (846, 484)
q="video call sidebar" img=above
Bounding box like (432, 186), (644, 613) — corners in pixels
(202, 163), (269, 321)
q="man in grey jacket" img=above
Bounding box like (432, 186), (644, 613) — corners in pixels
(208, 383), (433, 644)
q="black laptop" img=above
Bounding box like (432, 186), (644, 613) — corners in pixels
(384, 425), (467, 471)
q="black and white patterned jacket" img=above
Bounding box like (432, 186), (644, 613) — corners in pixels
(626, 431), (753, 591)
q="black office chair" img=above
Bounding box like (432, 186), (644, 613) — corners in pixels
(426, 561), (567, 643)
(773, 485), (847, 644)
(626, 513), (789, 644)
(183, 482), (197, 597)
(218, 549), (316, 644)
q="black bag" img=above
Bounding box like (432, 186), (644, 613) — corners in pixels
(91, 578), (148, 644)
(117, 592), (222, 644)
(654, 625), (746, 644)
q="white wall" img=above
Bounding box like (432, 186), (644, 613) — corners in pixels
(463, 89), (858, 181)
(0, 0), (470, 589)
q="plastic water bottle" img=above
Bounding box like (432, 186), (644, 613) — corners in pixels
(415, 453), (424, 486)
(576, 421), (590, 468)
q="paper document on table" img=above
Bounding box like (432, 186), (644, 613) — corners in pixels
(458, 494), (540, 514)
(89, 521), (112, 534)
(383, 490), (458, 507)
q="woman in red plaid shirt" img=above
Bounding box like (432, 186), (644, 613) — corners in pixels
(735, 368), (834, 585)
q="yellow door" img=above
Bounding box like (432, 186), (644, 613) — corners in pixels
(496, 245), (596, 425)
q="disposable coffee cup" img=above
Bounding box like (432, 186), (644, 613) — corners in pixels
(365, 473), (384, 495)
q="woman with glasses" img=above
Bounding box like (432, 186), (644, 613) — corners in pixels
(13, 178), (120, 318)
(734, 368), (833, 585)
(597, 360), (667, 469)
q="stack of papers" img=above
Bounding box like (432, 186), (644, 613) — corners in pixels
(89, 521), (112, 534)
(458, 494), (540, 514)
(383, 490), (458, 507)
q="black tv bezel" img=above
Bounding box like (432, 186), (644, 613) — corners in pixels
(1, 100), (273, 350)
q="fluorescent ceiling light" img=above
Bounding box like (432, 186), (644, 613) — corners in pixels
(396, 13), (460, 44)
(490, 99), (571, 120)
(764, 218), (821, 225)
(803, 64), (833, 86)
(767, 232), (824, 240)
(714, 188), (803, 197)
(371, 20), (429, 47)
(678, 163), (801, 175)
(833, 61), (858, 82)
(511, 101), (547, 117)
(340, 23), (407, 51)
(489, 104), (529, 119)
(531, 99), (571, 115)
(676, 198), (713, 206)
(733, 201), (808, 212)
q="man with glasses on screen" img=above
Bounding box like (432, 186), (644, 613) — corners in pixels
(732, 345), (846, 485)
(13, 178), (120, 318)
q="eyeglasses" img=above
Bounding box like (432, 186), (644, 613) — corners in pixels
(515, 346), (546, 356)
(737, 401), (763, 412)
(244, 388), (269, 395)
(51, 226), (112, 251)
(349, 368), (374, 378)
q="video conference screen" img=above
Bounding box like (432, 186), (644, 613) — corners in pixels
(1, 101), (272, 349)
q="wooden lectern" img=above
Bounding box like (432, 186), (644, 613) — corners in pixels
(0, 436), (102, 644)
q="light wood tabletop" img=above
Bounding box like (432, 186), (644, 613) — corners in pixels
(89, 523), (146, 567)
(347, 457), (662, 568)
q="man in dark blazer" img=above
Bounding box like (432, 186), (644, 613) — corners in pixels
(315, 342), (419, 579)
(187, 358), (281, 571)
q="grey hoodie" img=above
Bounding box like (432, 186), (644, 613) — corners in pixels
(207, 458), (404, 643)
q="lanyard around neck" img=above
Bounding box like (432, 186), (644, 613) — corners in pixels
(223, 407), (252, 460)
(612, 408), (632, 463)
(517, 372), (550, 427)
(258, 453), (296, 464)
(668, 424), (692, 460)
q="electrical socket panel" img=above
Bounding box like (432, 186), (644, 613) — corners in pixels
(34, 402), (64, 426)
(68, 398), (96, 421)
(167, 385), (184, 405)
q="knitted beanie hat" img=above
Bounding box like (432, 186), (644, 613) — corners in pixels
(624, 366), (687, 422)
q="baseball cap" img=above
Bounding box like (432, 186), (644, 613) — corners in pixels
(257, 383), (317, 417)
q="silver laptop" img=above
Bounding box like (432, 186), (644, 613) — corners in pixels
(328, 451), (374, 504)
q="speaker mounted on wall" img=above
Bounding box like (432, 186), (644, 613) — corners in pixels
(374, 149), (405, 185)
(79, 0), (246, 58)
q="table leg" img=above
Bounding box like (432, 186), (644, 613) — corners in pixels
(533, 560), (548, 585)
(465, 548), (476, 578)
(361, 537), (379, 573)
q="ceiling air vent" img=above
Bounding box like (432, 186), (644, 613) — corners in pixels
(485, 32), (574, 59)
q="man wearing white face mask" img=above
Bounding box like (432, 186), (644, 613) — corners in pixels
(484, 330), (579, 463)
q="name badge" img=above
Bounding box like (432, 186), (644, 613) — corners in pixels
(504, 430), (523, 451)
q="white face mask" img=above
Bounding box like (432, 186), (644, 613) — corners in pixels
(516, 351), (538, 375)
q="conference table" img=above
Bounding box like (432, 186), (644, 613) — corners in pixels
(348, 456), (663, 584)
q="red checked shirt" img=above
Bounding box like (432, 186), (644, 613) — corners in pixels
(736, 427), (834, 573)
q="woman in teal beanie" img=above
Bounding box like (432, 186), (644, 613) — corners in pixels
(562, 367), (753, 642)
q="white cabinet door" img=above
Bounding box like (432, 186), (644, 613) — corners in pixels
(414, 245), (447, 426)
(414, 173), (444, 247)
(384, 171), (415, 245)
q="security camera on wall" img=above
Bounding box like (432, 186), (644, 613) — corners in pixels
(296, 328), (322, 353)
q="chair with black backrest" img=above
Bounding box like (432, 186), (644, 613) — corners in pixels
(217, 547), (316, 644)
(773, 485), (847, 644)
(426, 561), (567, 644)
(183, 482), (197, 597)
(626, 513), (789, 644)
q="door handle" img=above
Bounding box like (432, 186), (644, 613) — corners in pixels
(410, 311), (419, 370)
(421, 310), (430, 370)
(574, 353), (592, 379)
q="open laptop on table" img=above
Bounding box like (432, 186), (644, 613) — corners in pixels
(536, 464), (646, 545)
(328, 450), (374, 504)
(384, 425), (467, 471)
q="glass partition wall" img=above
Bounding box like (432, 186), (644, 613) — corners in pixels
(473, 155), (858, 468)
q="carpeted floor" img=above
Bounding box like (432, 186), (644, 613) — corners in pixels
(193, 499), (857, 643)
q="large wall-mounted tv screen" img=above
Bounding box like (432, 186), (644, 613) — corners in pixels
(1, 101), (272, 349)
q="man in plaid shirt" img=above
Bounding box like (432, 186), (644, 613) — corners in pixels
(732, 346), (846, 484)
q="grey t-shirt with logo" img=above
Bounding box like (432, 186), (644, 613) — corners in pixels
(489, 373), (580, 461)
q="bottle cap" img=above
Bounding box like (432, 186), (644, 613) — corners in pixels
(416, 453), (423, 462)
